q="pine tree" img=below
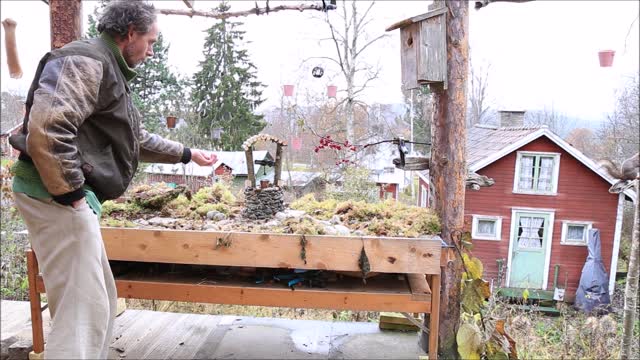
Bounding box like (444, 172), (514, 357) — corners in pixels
(191, 3), (266, 151)
(85, 0), (110, 40)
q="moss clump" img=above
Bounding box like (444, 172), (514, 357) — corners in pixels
(290, 194), (337, 220)
(193, 184), (235, 206)
(195, 203), (231, 217)
(101, 218), (136, 228)
(282, 217), (326, 235)
(101, 200), (143, 217)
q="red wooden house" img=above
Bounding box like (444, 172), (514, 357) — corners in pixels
(418, 111), (636, 300)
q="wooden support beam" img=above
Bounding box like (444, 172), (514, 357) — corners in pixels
(26, 250), (44, 354)
(407, 274), (432, 301)
(101, 227), (442, 275)
(49, 0), (82, 50)
(36, 274), (431, 313)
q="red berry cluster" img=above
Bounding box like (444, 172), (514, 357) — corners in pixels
(313, 135), (358, 153)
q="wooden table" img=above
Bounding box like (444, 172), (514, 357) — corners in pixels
(26, 227), (443, 359)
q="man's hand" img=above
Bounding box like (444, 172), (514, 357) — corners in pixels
(191, 149), (217, 166)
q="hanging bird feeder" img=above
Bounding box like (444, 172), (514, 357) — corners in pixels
(598, 50), (615, 67)
(312, 66), (324, 78)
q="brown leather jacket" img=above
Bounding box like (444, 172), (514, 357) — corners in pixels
(10, 37), (188, 203)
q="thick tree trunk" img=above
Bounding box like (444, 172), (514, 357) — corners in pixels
(423, 1), (469, 358)
(621, 183), (640, 360)
(49, 0), (82, 50)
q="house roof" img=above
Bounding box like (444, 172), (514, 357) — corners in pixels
(0, 117), (22, 136)
(279, 171), (324, 187)
(467, 124), (636, 201)
(144, 151), (271, 177)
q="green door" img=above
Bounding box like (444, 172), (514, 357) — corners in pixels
(509, 212), (551, 289)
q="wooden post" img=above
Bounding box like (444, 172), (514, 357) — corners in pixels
(26, 249), (45, 354)
(428, 273), (441, 360)
(423, 0), (469, 358)
(273, 144), (283, 187)
(49, 0), (82, 50)
(246, 146), (255, 188)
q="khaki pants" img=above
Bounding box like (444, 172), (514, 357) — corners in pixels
(14, 192), (116, 359)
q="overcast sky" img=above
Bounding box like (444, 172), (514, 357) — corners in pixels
(1, 1), (638, 123)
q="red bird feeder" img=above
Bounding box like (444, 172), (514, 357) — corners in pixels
(598, 50), (615, 67)
(327, 85), (337, 98)
(283, 84), (294, 97)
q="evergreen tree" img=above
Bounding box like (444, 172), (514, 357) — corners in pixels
(192, 3), (266, 151)
(85, 0), (110, 40)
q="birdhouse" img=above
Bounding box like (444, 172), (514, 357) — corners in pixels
(386, 7), (447, 90)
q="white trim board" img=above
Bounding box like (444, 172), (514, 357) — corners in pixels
(609, 194), (625, 296)
(469, 128), (637, 201)
(505, 208), (556, 290)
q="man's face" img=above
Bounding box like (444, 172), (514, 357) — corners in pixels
(123, 22), (158, 68)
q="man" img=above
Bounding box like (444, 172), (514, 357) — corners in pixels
(9, 2), (216, 358)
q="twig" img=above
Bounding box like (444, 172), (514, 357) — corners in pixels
(157, 3), (335, 20)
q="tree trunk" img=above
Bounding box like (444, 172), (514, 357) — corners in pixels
(49, 0), (82, 49)
(423, 1), (469, 358)
(621, 182), (640, 360)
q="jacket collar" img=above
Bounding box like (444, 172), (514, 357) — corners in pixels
(100, 33), (137, 82)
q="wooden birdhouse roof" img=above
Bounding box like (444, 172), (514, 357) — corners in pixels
(385, 7), (447, 32)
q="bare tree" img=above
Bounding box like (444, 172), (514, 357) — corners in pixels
(597, 74), (640, 164)
(467, 60), (495, 127)
(525, 106), (574, 137)
(316, 0), (388, 144)
(565, 127), (598, 158)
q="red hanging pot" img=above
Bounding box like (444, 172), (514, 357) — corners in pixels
(283, 84), (294, 97)
(598, 50), (615, 67)
(292, 137), (302, 150)
(166, 116), (177, 129)
(327, 85), (337, 98)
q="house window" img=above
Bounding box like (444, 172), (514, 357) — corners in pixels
(561, 221), (592, 246)
(471, 215), (502, 241)
(514, 152), (560, 195)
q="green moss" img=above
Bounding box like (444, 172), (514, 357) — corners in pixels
(101, 200), (142, 217)
(290, 194), (337, 220)
(193, 184), (235, 206)
(101, 218), (136, 228)
(195, 203), (231, 217)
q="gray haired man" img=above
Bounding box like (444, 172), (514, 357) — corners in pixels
(10, 1), (216, 358)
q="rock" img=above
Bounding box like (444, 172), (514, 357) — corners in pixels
(203, 223), (220, 231)
(134, 219), (149, 226)
(275, 209), (306, 221)
(353, 230), (366, 236)
(217, 219), (235, 227)
(147, 217), (177, 227)
(323, 225), (338, 235)
(330, 215), (342, 225)
(206, 211), (227, 221)
(264, 220), (281, 227)
(334, 225), (351, 236)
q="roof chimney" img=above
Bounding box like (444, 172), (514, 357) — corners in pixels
(498, 110), (526, 127)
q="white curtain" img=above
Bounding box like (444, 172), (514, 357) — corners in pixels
(519, 156), (535, 190)
(538, 157), (554, 191)
(567, 225), (585, 241)
(518, 216), (545, 249)
(478, 220), (495, 235)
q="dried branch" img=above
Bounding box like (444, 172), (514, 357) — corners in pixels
(475, 0), (534, 10)
(157, 3), (335, 20)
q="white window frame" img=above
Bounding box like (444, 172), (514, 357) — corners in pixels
(471, 215), (502, 241)
(560, 220), (592, 246)
(420, 184), (428, 207)
(513, 151), (561, 195)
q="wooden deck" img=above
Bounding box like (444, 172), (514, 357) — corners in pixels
(1, 300), (427, 359)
